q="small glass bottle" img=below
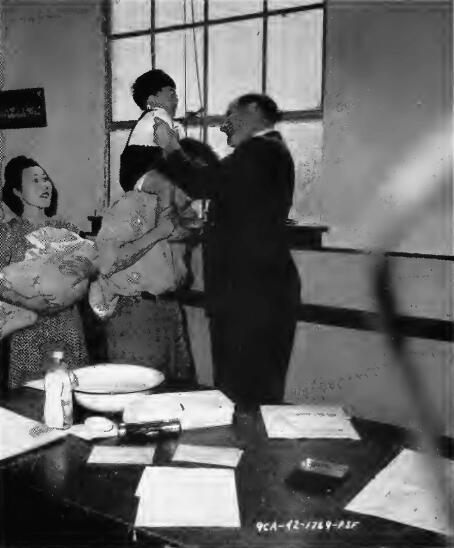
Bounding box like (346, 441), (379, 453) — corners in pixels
(43, 350), (76, 429)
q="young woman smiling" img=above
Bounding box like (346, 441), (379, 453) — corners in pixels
(0, 156), (88, 388)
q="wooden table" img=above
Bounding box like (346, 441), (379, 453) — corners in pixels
(0, 388), (449, 548)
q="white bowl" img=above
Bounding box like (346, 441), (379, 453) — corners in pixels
(72, 363), (165, 413)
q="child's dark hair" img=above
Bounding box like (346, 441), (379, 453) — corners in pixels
(132, 69), (176, 110)
(2, 156), (58, 217)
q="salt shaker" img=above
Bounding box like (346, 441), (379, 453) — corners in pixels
(43, 350), (77, 429)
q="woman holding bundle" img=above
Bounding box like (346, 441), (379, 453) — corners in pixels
(0, 156), (88, 388)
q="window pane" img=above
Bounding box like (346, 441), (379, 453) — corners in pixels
(111, 0), (151, 34)
(111, 36), (152, 121)
(155, 29), (204, 118)
(209, 20), (262, 114)
(155, 0), (204, 28)
(209, 0), (263, 19)
(109, 130), (130, 204)
(268, 0), (323, 10)
(278, 120), (323, 223)
(267, 10), (323, 110)
(207, 126), (232, 159)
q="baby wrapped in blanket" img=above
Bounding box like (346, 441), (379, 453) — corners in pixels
(88, 186), (190, 318)
(0, 226), (97, 339)
(0, 226), (97, 314)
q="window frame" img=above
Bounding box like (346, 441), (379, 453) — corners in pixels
(103, 0), (326, 204)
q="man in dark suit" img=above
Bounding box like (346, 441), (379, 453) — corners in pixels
(154, 94), (301, 406)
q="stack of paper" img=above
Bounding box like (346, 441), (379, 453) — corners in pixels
(0, 406), (68, 461)
(346, 449), (454, 535)
(172, 444), (243, 468)
(88, 445), (155, 465)
(260, 404), (360, 440)
(135, 467), (241, 528)
(123, 390), (235, 430)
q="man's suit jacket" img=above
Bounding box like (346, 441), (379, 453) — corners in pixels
(165, 131), (301, 312)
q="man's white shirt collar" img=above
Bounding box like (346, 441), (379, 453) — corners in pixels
(252, 127), (276, 138)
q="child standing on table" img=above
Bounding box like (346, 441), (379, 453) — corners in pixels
(119, 69), (180, 193)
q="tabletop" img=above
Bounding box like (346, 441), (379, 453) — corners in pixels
(0, 387), (449, 548)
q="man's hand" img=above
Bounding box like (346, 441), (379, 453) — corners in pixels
(153, 117), (180, 152)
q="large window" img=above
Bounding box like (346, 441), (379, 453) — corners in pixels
(106, 0), (325, 220)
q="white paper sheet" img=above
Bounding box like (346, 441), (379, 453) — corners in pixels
(123, 390), (234, 430)
(172, 444), (243, 468)
(135, 467), (241, 528)
(260, 404), (360, 440)
(88, 445), (155, 465)
(0, 406), (68, 461)
(346, 449), (454, 536)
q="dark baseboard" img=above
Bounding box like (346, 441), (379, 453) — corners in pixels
(179, 290), (453, 343)
(297, 303), (453, 342)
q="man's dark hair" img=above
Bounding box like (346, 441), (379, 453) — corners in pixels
(3, 155), (58, 217)
(132, 69), (176, 110)
(237, 93), (282, 124)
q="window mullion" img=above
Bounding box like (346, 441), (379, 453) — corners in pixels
(103, 0), (112, 207)
(151, 0), (155, 68)
(202, 0), (209, 143)
(262, 0), (268, 93)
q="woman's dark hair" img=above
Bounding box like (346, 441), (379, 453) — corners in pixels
(237, 93), (282, 124)
(152, 137), (219, 183)
(132, 69), (176, 110)
(179, 138), (220, 168)
(2, 156), (58, 217)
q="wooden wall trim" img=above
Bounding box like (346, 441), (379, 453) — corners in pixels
(179, 290), (453, 343)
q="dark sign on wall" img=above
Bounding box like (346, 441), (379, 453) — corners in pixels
(0, 88), (47, 129)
